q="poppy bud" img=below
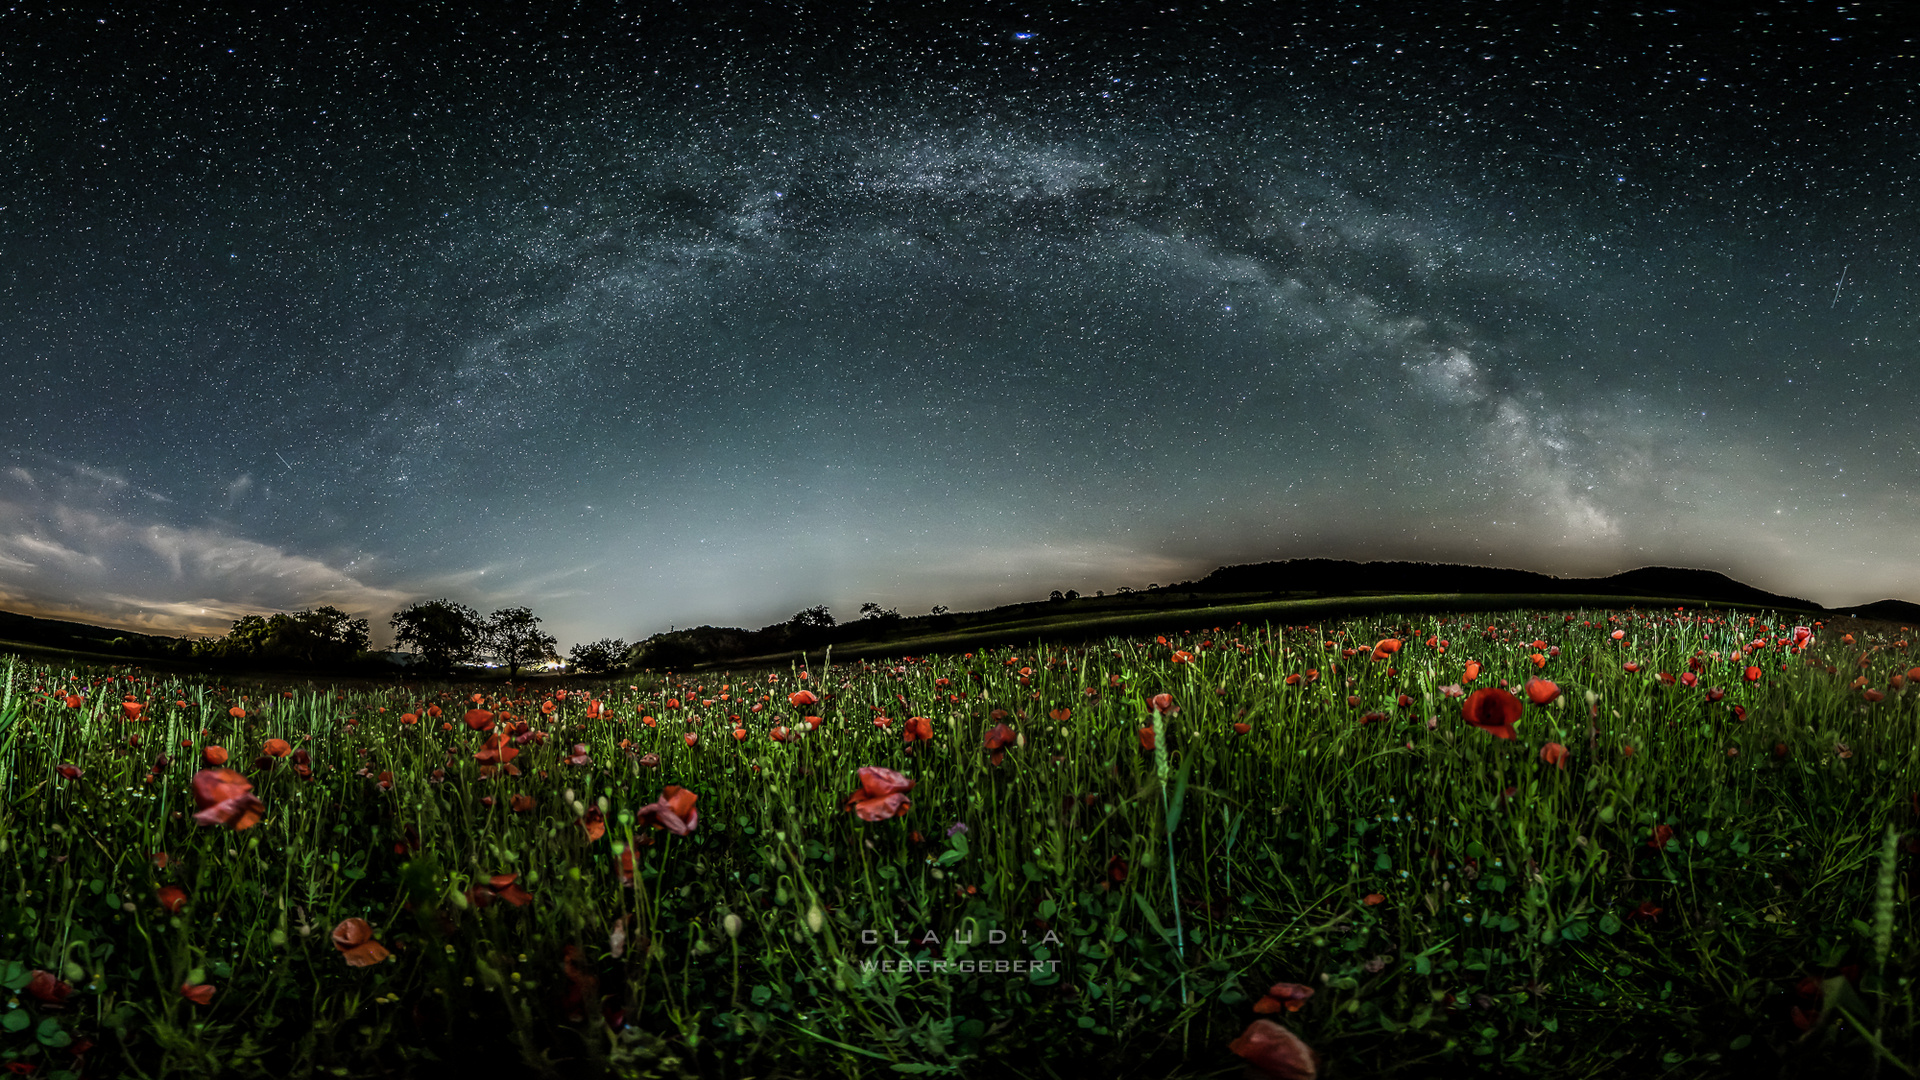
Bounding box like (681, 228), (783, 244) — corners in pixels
(724, 912), (744, 939)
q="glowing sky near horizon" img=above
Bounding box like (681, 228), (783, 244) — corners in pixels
(2, 4), (1916, 650)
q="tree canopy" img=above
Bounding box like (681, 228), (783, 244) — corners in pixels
(482, 607), (558, 677)
(389, 599), (484, 675)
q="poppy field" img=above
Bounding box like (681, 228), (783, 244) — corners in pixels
(1, 606), (1917, 1079)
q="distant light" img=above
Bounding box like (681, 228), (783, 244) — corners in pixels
(1013, 32), (1034, 40)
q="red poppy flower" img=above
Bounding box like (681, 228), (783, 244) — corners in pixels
(1251, 982), (1315, 1014)
(788, 690), (819, 708)
(469, 872), (535, 907)
(903, 716), (934, 743)
(331, 917), (392, 966)
(203, 745), (229, 766)
(1539, 742), (1569, 770)
(683, 732), (698, 747)
(121, 701), (144, 720)
(426, 704), (442, 718)
(1628, 900), (1662, 923)
(984, 722), (1015, 751)
(63, 693), (83, 709)
(510, 793), (536, 813)
(1744, 666), (1762, 682)
(262, 738), (291, 758)
(569, 742), (593, 764)
(580, 807), (606, 841)
(1864, 689), (1885, 703)
(1460, 688), (1521, 739)
(228, 706), (246, 719)
(190, 768), (265, 831)
(25, 970), (72, 1004)
(180, 982), (215, 1005)
(1233, 721), (1251, 734)
(1137, 726), (1156, 750)
(1363, 893), (1385, 906)
(400, 712), (418, 725)
(1108, 855), (1128, 882)
(152, 851), (170, 869)
(1048, 708), (1071, 722)
(464, 708), (495, 732)
(1371, 638), (1401, 661)
(1462, 660), (1481, 683)
(157, 885), (187, 913)
(1523, 678), (1560, 706)
(1648, 824), (1674, 850)
(1147, 693), (1179, 715)
(1227, 1019), (1317, 1080)
(634, 785), (700, 835)
(770, 725), (791, 742)
(844, 766), (915, 822)
(55, 763), (81, 780)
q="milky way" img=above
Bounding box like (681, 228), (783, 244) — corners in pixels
(2, 4), (1914, 648)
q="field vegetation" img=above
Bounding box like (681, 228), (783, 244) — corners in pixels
(0, 604), (1915, 1079)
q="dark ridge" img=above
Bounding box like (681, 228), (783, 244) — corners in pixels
(0, 608), (182, 658)
(1839, 599), (1920, 625)
(1190, 560), (1823, 613)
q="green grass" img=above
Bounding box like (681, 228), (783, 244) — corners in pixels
(0, 605), (1915, 1078)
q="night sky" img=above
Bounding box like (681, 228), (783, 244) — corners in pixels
(3, 3), (1915, 651)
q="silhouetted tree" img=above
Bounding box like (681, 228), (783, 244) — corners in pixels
(789, 605), (835, 630)
(390, 599), (485, 675)
(483, 607), (558, 678)
(198, 607), (370, 667)
(569, 638), (629, 675)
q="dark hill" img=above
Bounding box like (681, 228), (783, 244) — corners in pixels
(1190, 560), (1822, 612)
(1840, 599), (1920, 625)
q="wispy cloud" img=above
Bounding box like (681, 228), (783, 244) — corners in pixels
(0, 463), (419, 640)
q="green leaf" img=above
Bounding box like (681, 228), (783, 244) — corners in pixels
(1, 961), (29, 990)
(1465, 841), (1485, 859)
(1599, 913), (1622, 935)
(1132, 893), (1173, 942)
(1164, 755), (1193, 835)
(751, 985), (773, 1007)
(1374, 852), (1392, 871)
(1730, 1035), (1752, 1050)
(889, 1065), (961, 1075)
(36, 1017), (72, 1047)
(2, 1010), (29, 1033)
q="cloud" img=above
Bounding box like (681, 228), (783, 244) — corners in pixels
(0, 463), (417, 640)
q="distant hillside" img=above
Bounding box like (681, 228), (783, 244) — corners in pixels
(0, 609), (186, 660)
(1839, 599), (1920, 625)
(1189, 560), (1822, 612)
(628, 558), (1853, 670)
(3, 558), (1904, 674)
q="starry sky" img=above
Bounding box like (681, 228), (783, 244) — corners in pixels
(3, 2), (1915, 651)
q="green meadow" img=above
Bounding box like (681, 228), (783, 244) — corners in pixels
(0, 604), (1915, 1078)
